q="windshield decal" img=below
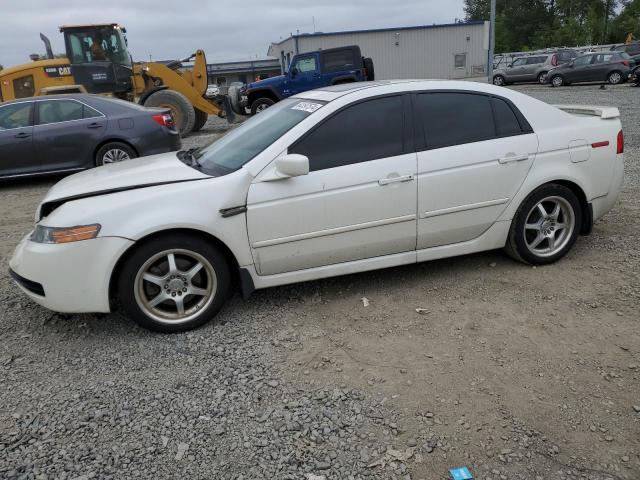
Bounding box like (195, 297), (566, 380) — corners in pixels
(291, 101), (323, 113)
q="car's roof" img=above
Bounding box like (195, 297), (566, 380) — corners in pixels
(1, 93), (97, 105)
(293, 79), (515, 102)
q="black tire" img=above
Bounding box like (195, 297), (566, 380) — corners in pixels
(143, 89), (195, 135)
(537, 71), (548, 84)
(550, 75), (564, 87)
(192, 109), (208, 132)
(493, 75), (506, 86)
(505, 184), (582, 265)
(607, 70), (623, 85)
(363, 57), (375, 81)
(250, 97), (275, 115)
(117, 234), (231, 333)
(95, 141), (137, 167)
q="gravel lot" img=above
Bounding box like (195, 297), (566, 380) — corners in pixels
(0, 84), (638, 480)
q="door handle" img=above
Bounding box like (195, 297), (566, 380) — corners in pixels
(87, 123), (103, 129)
(378, 174), (414, 186)
(14, 132), (31, 139)
(499, 153), (529, 164)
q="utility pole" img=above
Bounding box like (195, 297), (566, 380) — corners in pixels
(488, 0), (496, 84)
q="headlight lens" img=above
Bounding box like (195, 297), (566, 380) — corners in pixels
(31, 224), (101, 244)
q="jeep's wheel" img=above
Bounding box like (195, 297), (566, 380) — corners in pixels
(250, 97), (275, 115)
(118, 234), (230, 333)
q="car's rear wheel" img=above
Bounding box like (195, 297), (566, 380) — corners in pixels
(505, 184), (582, 265)
(551, 75), (564, 87)
(493, 75), (506, 86)
(608, 71), (623, 85)
(250, 97), (275, 115)
(538, 71), (548, 84)
(118, 234), (230, 333)
(95, 142), (137, 166)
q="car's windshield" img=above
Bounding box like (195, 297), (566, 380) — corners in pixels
(191, 98), (325, 176)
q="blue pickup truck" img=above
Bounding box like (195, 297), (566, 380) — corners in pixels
(236, 45), (374, 115)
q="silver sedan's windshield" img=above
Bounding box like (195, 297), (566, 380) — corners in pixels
(193, 98), (325, 176)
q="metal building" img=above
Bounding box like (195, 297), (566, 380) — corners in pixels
(268, 21), (490, 80)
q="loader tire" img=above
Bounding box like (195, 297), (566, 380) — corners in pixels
(227, 85), (244, 115)
(192, 109), (208, 132)
(144, 89), (195, 135)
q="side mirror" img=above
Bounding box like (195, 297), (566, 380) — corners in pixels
(274, 154), (309, 178)
(568, 61), (574, 68)
(290, 66), (298, 77)
(507, 63), (513, 68)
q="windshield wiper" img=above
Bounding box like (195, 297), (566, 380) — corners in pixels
(176, 148), (201, 168)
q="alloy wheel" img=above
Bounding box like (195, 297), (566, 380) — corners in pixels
(609, 72), (622, 84)
(552, 76), (563, 87)
(102, 148), (131, 164)
(134, 249), (217, 324)
(523, 196), (575, 258)
(255, 103), (270, 113)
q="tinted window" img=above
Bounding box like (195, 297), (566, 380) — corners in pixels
(37, 100), (84, 125)
(83, 105), (102, 119)
(527, 57), (543, 65)
(594, 54), (614, 64)
(416, 93), (495, 150)
(0, 103), (32, 130)
(322, 49), (356, 72)
(492, 98), (522, 137)
(291, 96), (404, 171)
(512, 58), (526, 66)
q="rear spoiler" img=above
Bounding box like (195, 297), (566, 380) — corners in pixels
(554, 104), (620, 119)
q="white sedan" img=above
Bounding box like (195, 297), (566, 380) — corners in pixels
(9, 80), (624, 332)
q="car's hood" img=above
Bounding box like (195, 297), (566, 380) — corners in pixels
(41, 152), (209, 206)
(248, 75), (286, 89)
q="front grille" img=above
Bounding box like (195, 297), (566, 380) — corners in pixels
(9, 269), (45, 297)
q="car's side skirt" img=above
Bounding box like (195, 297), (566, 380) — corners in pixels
(247, 220), (511, 291)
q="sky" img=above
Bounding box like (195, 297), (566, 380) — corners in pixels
(1, 0), (465, 67)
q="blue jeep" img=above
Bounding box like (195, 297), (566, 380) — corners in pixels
(239, 45), (374, 115)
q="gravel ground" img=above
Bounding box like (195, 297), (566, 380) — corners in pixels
(0, 84), (638, 480)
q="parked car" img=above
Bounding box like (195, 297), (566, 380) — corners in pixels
(493, 50), (577, 86)
(630, 64), (640, 86)
(0, 94), (180, 179)
(611, 42), (640, 66)
(547, 52), (632, 87)
(9, 80), (624, 333)
(205, 85), (220, 98)
(238, 45), (374, 115)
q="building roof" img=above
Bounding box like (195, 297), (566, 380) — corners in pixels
(270, 20), (485, 47)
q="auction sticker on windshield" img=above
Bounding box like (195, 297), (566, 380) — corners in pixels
(291, 102), (323, 113)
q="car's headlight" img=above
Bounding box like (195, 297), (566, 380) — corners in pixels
(30, 224), (101, 244)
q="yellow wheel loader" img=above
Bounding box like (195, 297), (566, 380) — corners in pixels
(0, 24), (235, 134)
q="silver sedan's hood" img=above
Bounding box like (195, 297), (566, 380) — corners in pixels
(38, 152), (209, 219)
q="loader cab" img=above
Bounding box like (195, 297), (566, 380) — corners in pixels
(61, 23), (133, 96)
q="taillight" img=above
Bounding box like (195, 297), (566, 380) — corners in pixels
(152, 113), (175, 129)
(622, 60), (630, 67)
(617, 130), (624, 154)
(551, 54), (558, 66)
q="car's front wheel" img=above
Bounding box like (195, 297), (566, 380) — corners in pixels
(118, 234), (231, 332)
(505, 184), (582, 265)
(493, 75), (506, 86)
(250, 97), (275, 115)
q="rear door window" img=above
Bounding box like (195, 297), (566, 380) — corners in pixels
(573, 55), (592, 66)
(290, 95), (404, 171)
(492, 97), (522, 137)
(37, 100), (84, 125)
(0, 102), (32, 130)
(415, 92), (495, 150)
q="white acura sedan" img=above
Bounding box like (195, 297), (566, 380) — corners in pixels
(9, 81), (624, 332)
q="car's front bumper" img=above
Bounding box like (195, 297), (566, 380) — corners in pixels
(9, 233), (134, 313)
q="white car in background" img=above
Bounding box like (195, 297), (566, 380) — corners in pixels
(9, 80), (624, 332)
